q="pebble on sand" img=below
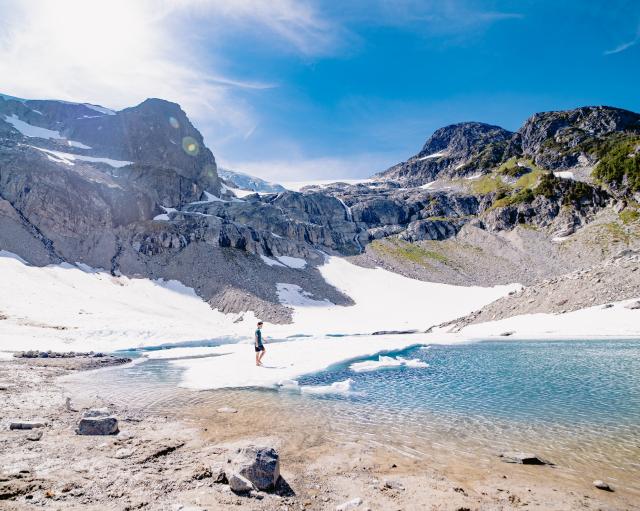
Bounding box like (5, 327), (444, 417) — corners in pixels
(593, 480), (614, 492)
(9, 421), (45, 430)
(336, 497), (363, 510)
(499, 452), (552, 465)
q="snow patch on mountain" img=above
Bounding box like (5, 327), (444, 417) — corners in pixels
(30, 146), (132, 168)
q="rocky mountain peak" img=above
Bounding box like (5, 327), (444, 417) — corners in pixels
(65, 98), (220, 193)
(519, 106), (640, 153)
(419, 122), (513, 160)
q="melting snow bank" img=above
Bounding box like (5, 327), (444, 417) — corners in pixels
(170, 334), (432, 390)
(350, 355), (428, 372)
(458, 298), (640, 340)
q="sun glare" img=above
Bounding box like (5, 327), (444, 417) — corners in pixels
(40, 1), (152, 67)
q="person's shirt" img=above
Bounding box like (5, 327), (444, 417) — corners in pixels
(255, 329), (263, 346)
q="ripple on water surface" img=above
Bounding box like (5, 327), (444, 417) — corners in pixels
(63, 339), (640, 488)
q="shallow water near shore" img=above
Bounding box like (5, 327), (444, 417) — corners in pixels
(62, 338), (640, 492)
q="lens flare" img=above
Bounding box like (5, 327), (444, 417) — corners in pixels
(204, 164), (216, 178)
(182, 136), (199, 156)
(169, 116), (179, 129)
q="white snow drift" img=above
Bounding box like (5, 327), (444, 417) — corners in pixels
(4, 114), (91, 148)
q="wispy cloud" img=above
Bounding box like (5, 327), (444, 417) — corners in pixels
(0, 0), (338, 142)
(604, 21), (640, 55)
(334, 0), (523, 35)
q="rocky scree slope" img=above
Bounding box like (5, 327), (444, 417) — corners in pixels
(444, 249), (640, 331)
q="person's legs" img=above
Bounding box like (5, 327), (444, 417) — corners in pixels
(255, 349), (260, 366)
(258, 347), (266, 364)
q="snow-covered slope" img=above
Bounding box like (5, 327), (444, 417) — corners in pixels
(0, 251), (258, 352)
(0, 251), (516, 353)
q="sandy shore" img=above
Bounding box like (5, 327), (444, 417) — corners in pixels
(1, 356), (638, 510)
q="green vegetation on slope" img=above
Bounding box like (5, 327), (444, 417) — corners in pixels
(371, 238), (448, 266)
(592, 135), (640, 193)
(470, 175), (510, 195)
(492, 188), (535, 209)
(620, 208), (640, 224)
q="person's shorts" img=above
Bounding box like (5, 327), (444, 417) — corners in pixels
(255, 345), (265, 352)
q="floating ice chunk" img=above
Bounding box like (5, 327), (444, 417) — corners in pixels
(300, 379), (360, 396)
(350, 355), (428, 372)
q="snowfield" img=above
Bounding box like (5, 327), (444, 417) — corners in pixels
(269, 255), (519, 336)
(0, 251), (258, 353)
(1, 250), (639, 390)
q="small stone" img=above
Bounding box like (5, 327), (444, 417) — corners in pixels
(228, 472), (254, 493)
(383, 480), (404, 491)
(624, 301), (640, 310)
(9, 421), (45, 430)
(26, 430), (43, 441)
(210, 463), (227, 483)
(114, 448), (133, 459)
(335, 497), (363, 511)
(217, 407), (238, 414)
(593, 480), (613, 492)
(499, 452), (552, 465)
(500, 331), (515, 337)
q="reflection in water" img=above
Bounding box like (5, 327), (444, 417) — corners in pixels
(62, 339), (640, 490)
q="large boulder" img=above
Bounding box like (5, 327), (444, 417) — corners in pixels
(231, 445), (280, 491)
(76, 409), (119, 435)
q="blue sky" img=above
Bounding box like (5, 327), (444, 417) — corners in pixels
(1, 0), (639, 180)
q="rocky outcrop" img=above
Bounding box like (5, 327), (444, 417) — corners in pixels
(516, 106), (640, 170)
(377, 106), (640, 186)
(378, 122), (513, 185)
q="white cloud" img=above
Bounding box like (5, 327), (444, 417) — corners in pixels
(0, 0), (338, 140)
(222, 151), (400, 182)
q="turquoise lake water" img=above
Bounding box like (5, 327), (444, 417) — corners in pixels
(64, 338), (640, 488)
